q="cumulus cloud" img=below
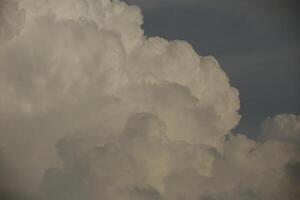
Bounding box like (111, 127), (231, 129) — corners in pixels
(0, 0), (25, 44)
(260, 114), (300, 143)
(0, 0), (299, 200)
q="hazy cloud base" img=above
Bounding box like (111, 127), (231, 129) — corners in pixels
(0, 0), (299, 200)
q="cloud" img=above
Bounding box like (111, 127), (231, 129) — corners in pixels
(259, 114), (300, 143)
(0, 0), (25, 44)
(0, 0), (299, 200)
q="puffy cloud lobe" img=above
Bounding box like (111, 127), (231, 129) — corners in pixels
(0, 0), (299, 200)
(260, 114), (300, 143)
(41, 113), (219, 200)
(41, 114), (300, 200)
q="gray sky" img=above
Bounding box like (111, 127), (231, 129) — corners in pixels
(125, 0), (300, 137)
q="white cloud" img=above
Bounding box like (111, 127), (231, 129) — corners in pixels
(260, 114), (300, 143)
(0, 0), (298, 200)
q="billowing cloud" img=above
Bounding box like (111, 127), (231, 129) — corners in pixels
(0, 0), (25, 44)
(260, 114), (300, 143)
(0, 0), (299, 200)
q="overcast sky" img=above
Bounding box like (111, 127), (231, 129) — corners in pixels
(125, 0), (300, 137)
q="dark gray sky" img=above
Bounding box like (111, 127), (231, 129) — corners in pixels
(125, 0), (300, 137)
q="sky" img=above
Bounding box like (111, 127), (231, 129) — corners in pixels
(125, 0), (300, 137)
(0, 0), (299, 200)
